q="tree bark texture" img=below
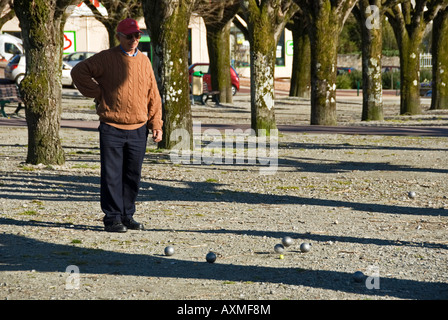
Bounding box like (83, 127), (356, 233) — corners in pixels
(206, 21), (233, 103)
(143, 0), (194, 150)
(308, 3), (339, 125)
(14, 0), (77, 165)
(431, 6), (448, 110)
(385, 1), (446, 115)
(299, 0), (358, 125)
(288, 12), (311, 98)
(241, 0), (298, 134)
(202, 1), (239, 104)
(396, 29), (423, 115)
(354, 0), (384, 121)
(249, 24), (277, 133)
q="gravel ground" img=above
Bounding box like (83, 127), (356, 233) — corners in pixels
(0, 90), (447, 301)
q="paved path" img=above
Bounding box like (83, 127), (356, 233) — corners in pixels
(1, 117), (447, 137)
(1, 80), (445, 137)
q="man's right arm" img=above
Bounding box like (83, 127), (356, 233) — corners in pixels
(70, 58), (102, 99)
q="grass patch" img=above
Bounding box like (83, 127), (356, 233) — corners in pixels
(20, 166), (35, 171)
(19, 210), (38, 216)
(276, 186), (300, 190)
(71, 163), (100, 169)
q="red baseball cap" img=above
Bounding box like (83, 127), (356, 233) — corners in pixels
(117, 18), (143, 35)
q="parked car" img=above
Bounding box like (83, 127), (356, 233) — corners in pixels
(188, 63), (240, 96)
(4, 54), (25, 85)
(425, 90), (432, 97)
(5, 54), (75, 87)
(63, 51), (96, 67)
(0, 34), (24, 61)
(62, 62), (75, 87)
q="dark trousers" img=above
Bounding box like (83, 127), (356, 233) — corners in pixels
(99, 122), (148, 225)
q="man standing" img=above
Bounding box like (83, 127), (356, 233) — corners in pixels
(71, 18), (163, 233)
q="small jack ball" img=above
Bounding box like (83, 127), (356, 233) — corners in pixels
(274, 244), (285, 254)
(353, 271), (365, 283)
(300, 243), (311, 253)
(206, 251), (217, 263)
(164, 246), (175, 256)
(282, 236), (293, 247)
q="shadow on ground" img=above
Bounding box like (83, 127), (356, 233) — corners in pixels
(0, 229), (447, 300)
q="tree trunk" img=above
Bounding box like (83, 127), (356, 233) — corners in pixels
(206, 21), (233, 103)
(385, 2), (437, 116)
(143, 0), (193, 150)
(300, 0), (358, 125)
(202, 2), (239, 104)
(431, 7), (448, 110)
(106, 24), (119, 48)
(309, 8), (339, 125)
(241, 0), (298, 134)
(249, 22), (277, 134)
(356, 0), (384, 121)
(14, 0), (75, 165)
(398, 34), (422, 115)
(289, 15), (311, 98)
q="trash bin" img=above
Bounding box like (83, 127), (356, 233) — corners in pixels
(192, 71), (203, 96)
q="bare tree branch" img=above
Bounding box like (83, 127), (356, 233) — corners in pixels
(0, 0), (15, 30)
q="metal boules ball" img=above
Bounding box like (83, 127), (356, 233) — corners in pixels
(281, 236), (293, 247)
(408, 191), (416, 199)
(206, 251), (217, 263)
(353, 271), (365, 283)
(300, 242), (311, 253)
(164, 245), (175, 256)
(274, 243), (285, 254)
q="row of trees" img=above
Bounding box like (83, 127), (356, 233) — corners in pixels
(10, 0), (448, 166)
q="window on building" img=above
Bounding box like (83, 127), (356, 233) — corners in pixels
(276, 31), (285, 67)
(230, 26), (250, 68)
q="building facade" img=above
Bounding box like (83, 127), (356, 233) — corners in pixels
(0, 2), (294, 79)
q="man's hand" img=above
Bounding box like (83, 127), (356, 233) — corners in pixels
(152, 129), (163, 143)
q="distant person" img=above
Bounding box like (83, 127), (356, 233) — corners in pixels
(71, 18), (163, 233)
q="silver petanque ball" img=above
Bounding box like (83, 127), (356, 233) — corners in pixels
(353, 271), (365, 283)
(282, 236), (293, 247)
(274, 244), (285, 254)
(206, 251), (217, 263)
(164, 245), (175, 256)
(408, 191), (416, 199)
(300, 242), (311, 253)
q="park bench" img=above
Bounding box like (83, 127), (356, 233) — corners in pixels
(200, 82), (220, 105)
(191, 72), (220, 106)
(0, 80), (24, 117)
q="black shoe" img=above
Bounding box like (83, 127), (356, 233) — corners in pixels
(123, 218), (144, 230)
(105, 221), (127, 233)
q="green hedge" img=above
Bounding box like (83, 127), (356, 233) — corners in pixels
(335, 68), (432, 90)
(336, 69), (362, 89)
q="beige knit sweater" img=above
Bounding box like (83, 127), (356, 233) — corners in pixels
(71, 46), (163, 131)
